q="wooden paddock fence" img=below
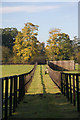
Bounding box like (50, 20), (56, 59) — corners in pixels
(0, 63), (37, 120)
(61, 72), (80, 112)
(48, 64), (80, 112)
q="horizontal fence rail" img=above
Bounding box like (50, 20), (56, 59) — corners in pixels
(61, 72), (80, 112)
(0, 63), (37, 120)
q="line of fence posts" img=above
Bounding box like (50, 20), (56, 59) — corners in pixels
(61, 73), (80, 112)
(47, 63), (80, 112)
(0, 63), (37, 120)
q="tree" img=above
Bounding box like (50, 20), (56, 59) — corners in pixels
(77, 52), (80, 64)
(0, 46), (2, 64)
(1, 28), (18, 52)
(13, 22), (39, 63)
(57, 33), (73, 60)
(0, 28), (18, 63)
(32, 42), (46, 64)
(2, 46), (11, 63)
(46, 28), (61, 60)
(70, 36), (78, 62)
(46, 28), (73, 61)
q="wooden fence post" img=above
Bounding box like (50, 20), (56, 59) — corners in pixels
(61, 73), (63, 94)
(0, 78), (2, 120)
(73, 75), (76, 106)
(22, 75), (25, 97)
(63, 74), (65, 95)
(64, 74), (66, 96)
(61, 73), (80, 112)
(13, 76), (17, 113)
(66, 74), (69, 101)
(69, 74), (72, 103)
(19, 75), (23, 102)
(76, 74), (80, 111)
(9, 77), (13, 116)
(5, 78), (8, 119)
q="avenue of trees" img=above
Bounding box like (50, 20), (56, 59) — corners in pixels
(0, 22), (80, 64)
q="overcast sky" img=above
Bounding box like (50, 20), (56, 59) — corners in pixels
(0, 1), (79, 44)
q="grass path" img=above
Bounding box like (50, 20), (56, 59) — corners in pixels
(8, 65), (80, 119)
(26, 65), (43, 94)
(42, 65), (61, 94)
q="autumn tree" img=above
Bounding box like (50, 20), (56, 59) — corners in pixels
(13, 22), (39, 63)
(46, 28), (73, 61)
(46, 28), (60, 60)
(57, 33), (73, 60)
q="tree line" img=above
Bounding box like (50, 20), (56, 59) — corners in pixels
(0, 22), (80, 64)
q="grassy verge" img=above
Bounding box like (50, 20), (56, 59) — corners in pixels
(0, 65), (33, 77)
(75, 64), (80, 71)
(42, 65), (61, 94)
(63, 71), (80, 73)
(1, 65), (34, 97)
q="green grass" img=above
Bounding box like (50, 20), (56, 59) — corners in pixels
(9, 94), (80, 118)
(8, 65), (80, 119)
(75, 64), (80, 71)
(1, 64), (80, 78)
(27, 65), (43, 94)
(0, 65), (33, 78)
(63, 71), (80, 73)
(42, 65), (61, 94)
(1, 65), (34, 95)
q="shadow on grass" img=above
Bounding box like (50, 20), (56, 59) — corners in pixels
(40, 65), (46, 94)
(8, 92), (80, 119)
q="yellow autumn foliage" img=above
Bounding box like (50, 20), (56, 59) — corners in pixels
(13, 22), (39, 63)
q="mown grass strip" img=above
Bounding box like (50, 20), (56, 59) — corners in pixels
(1, 65), (33, 77)
(26, 65), (43, 94)
(42, 65), (61, 94)
(40, 65), (46, 94)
